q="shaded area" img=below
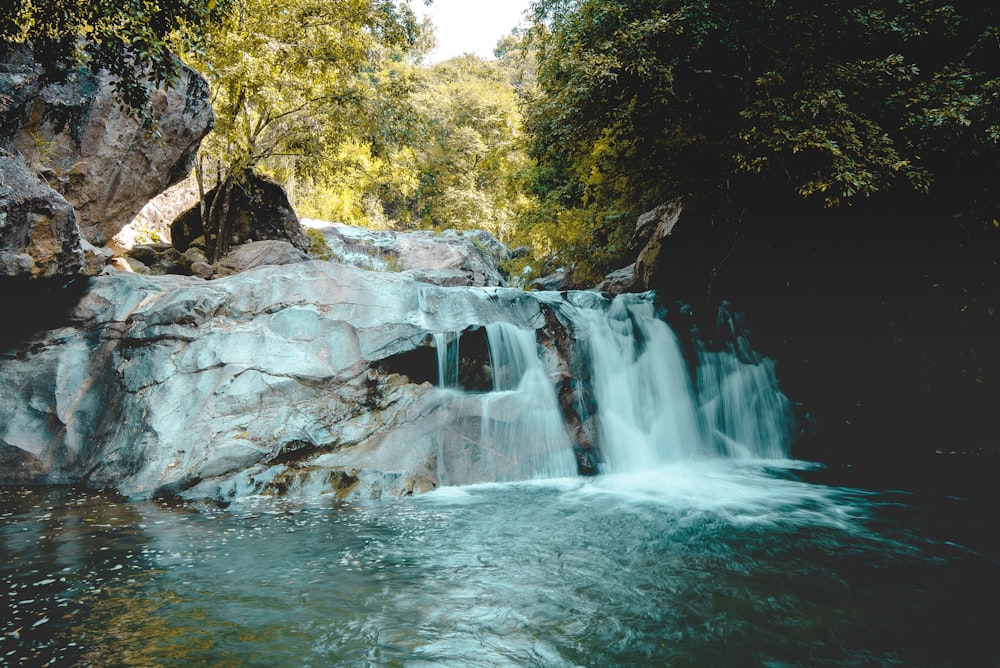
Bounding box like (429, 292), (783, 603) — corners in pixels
(648, 197), (1000, 466)
(0, 276), (88, 353)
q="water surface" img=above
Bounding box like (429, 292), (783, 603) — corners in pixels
(2, 460), (997, 666)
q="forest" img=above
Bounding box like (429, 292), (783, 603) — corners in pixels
(5, 0), (997, 284)
(3, 4), (1000, 664)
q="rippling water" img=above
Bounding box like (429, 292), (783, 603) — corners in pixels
(2, 460), (997, 667)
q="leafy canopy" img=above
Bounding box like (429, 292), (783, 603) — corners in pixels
(520, 0), (1000, 278)
(185, 0), (421, 181)
(1, 0), (228, 126)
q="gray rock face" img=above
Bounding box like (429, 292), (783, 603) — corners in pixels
(0, 261), (565, 501)
(215, 240), (310, 276)
(0, 43), (214, 266)
(595, 199), (684, 293)
(634, 200), (683, 291)
(306, 220), (511, 287)
(0, 153), (82, 277)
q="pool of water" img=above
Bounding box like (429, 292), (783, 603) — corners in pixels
(2, 459), (997, 667)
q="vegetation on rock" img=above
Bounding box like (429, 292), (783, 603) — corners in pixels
(1, 0), (227, 131)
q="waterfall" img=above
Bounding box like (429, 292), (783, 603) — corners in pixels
(432, 292), (794, 484)
(433, 331), (460, 388)
(566, 294), (794, 472)
(432, 323), (578, 483)
(568, 296), (706, 472)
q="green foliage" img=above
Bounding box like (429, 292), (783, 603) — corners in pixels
(406, 55), (532, 240)
(293, 52), (539, 249)
(185, 0), (420, 180)
(304, 227), (335, 261)
(522, 0), (1000, 277)
(2, 0), (228, 128)
(178, 0), (422, 259)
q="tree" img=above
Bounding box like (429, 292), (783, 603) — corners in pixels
(407, 55), (531, 240)
(295, 52), (536, 248)
(180, 0), (422, 260)
(522, 0), (1000, 277)
(1, 0), (228, 128)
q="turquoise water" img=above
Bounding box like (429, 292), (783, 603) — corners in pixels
(1, 460), (997, 667)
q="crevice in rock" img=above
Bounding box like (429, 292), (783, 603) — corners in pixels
(375, 343), (438, 385)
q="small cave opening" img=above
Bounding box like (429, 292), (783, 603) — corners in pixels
(375, 344), (438, 385)
(455, 326), (492, 393)
(376, 327), (497, 392)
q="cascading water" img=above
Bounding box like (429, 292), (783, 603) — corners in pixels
(433, 331), (460, 389)
(476, 322), (578, 481)
(432, 291), (794, 483)
(432, 322), (578, 483)
(568, 296), (707, 472)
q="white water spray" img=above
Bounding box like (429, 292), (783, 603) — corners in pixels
(432, 292), (794, 483)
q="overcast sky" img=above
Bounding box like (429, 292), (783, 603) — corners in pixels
(413, 0), (534, 62)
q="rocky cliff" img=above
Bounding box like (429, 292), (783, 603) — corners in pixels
(0, 44), (213, 278)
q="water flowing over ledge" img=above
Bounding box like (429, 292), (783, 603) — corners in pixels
(0, 260), (795, 501)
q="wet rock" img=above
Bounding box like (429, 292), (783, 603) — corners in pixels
(0, 261), (574, 500)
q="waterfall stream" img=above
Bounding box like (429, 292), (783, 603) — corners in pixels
(432, 292), (794, 483)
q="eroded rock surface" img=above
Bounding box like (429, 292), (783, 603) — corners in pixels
(0, 45), (213, 246)
(0, 261), (572, 501)
(0, 153), (81, 277)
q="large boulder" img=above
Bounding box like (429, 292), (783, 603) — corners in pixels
(0, 152), (82, 277)
(0, 44), (214, 246)
(171, 172), (310, 255)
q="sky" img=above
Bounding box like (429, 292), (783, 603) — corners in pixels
(412, 0), (534, 62)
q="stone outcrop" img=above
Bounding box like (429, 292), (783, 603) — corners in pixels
(0, 152), (82, 277)
(0, 43), (213, 279)
(0, 261), (576, 501)
(0, 44), (214, 246)
(171, 172), (310, 256)
(306, 220), (511, 287)
(595, 199), (684, 294)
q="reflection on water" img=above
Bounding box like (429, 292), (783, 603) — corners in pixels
(2, 461), (998, 667)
